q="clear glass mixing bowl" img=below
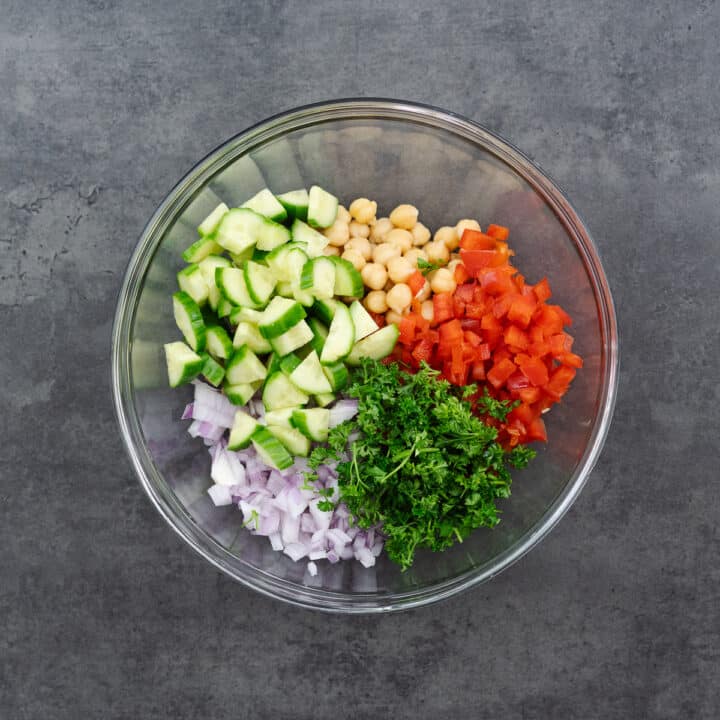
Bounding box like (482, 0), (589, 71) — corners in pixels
(111, 99), (618, 612)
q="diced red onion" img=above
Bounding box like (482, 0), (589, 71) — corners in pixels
(328, 398), (359, 428)
(188, 420), (226, 443)
(308, 499), (332, 531)
(280, 514), (300, 545)
(327, 550), (339, 564)
(283, 543), (308, 561)
(307, 561), (318, 576)
(355, 546), (375, 568)
(269, 533), (283, 551)
(300, 513), (316, 534)
(371, 540), (384, 557)
(181, 403), (194, 420)
(207, 484), (233, 506)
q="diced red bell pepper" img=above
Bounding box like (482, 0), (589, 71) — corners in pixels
(507, 294), (537, 328)
(487, 358), (517, 389)
(503, 324), (529, 350)
(433, 293), (455, 324)
(398, 315), (416, 345)
(517, 355), (550, 386)
(533, 277), (552, 303)
(486, 224), (509, 241)
(460, 229), (496, 251)
(407, 270), (426, 297)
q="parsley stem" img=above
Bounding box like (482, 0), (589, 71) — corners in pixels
(379, 436), (420, 483)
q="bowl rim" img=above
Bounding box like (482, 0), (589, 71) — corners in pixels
(111, 98), (619, 613)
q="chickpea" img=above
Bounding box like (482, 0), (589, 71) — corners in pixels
(455, 219), (481, 243)
(336, 205), (351, 223)
(349, 221), (370, 238)
(387, 256), (414, 284)
(386, 283), (412, 313)
(385, 228), (413, 253)
(372, 242), (401, 266)
(341, 248), (366, 271)
(369, 217), (393, 243)
(385, 310), (404, 325)
(425, 240), (450, 265)
(404, 248), (428, 266)
(360, 262), (388, 290)
(447, 257), (463, 275)
(324, 219), (350, 247)
(420, 300), (434, 322)
(322, 245), (340, 257)
(349, 198), (377, 224)
(364, 290), (388, 314)
(430, 267), (457, 294)
(411, 222), (431, 246)
(345, 236), (373, 261)
(389, 204), (419, 230)
(416, 280), (432, 301)
(434, 226), (459, 251)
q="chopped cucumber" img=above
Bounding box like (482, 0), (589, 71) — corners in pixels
(310, 298), (338, 326)
(266, 243), (307, 281)
(322, 361), (349, 391)
(205, 325), (234, 361)
(164, 341), (204, 387)
(229, 306), (264, 326)
(331, 257), (364, 298)
(279, 352), (303, 375)
(276, 189), (309, 221)
(197, 202), (229, 237)
(242, 260), (277, 306)
(289, 351), (333, 394)
(200, 353), (225, 387)
(314, 392), (337, 407)
(198, 255), (231, 310)
(226, 345), (267, 384)
(228, 410), (258, 450)
(224, 381), (260, 406)
(346, 324), (400, 366)
(177, 264), (209, 306)
(229, 246), (254, 267)
(306, 317), (328, 354)
(241, 188), (287, 223)
(264, 407), (300, 428)
(182, 235), (222, 264)
(268, 424), (310, 457)
(216, 267), (260, 309)
(215, 208), (264, 254)
(320, 301), (355, 364)
(251, 247), (270, 264)
(300, 257), (336, 299)
(275, 281), (293, 297)
(258, 296), (306, 339)
(251, 426), (293, 470)
(217, 297), (235, 319)
(254, 216), (292, 252)
(291, 408), (330, 442)
(307, 185), (339, 229)
(268, 320), (314, 357)
(265, 352), (282, 376)
(349, 300), (379, 340)
(290, 218), (328, 257)
(172, 291), (206, 351)
(232, 321), (272, 354)
(263, 372), (310, 411)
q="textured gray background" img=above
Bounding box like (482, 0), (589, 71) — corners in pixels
(1, 1), (719, 718)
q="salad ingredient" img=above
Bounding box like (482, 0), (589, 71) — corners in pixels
(307, 185), (339, 229)
(276, 188), (309, 221)
(308, 359), (535, 570)
(172, 291), (206, 351)
(164, 342), (204, 388)
(348, 198), (377, 224)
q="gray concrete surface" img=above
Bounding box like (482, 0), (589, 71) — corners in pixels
(1, 1), (719, 718)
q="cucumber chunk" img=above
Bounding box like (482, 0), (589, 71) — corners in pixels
(226, 345), (267, 384)
(320, 301), (355, 364)
(251, 426), (293, 470)
(268, 320), (314, 357)
(322, 361), (349, 391)
(346, 324), (399, 366)
(232, 321), (272, 354)
(331, 257), (364, 298)
(310, 298), (338, 326)
(279, 352), (303, 376)
(205, 325), (234, 361)
(229, 306), (264, 326)
(241, 188), (287, 223)
(349, 300), (379, 341)
(214, 208), (263, 254)
(300, 257), (336, 299)
(177, 264), (209, 306)
(258, 296), (307, 339)
(289, 351), (333, 394)
(268, 425), (310, 457)
(306, 316), (328, 355)
(198, 255), (231, 310)
(307, 185), (339, 229)
(228, 410), (258, 450)
(290, 218), (329, 257)
(224, 381), (260, 406)
(242, 260), (277, 306)
(197, 202), (229, 237)
(264, 407), (300, 428)
(215, 267), (260, 309)
(291, 407), (330, 442)
(182, 235), (223, 263)
(276, 189), (309, 221)
(172, 291), (206, 351)
(314, 392), (337, 407)
(200, 353), (225, 387)
(262, 372), (310, 411)
(164, 341), (204, 387)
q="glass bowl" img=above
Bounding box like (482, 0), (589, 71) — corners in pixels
(111, 99), (618, 613)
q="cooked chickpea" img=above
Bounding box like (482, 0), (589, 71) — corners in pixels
(369, 217), (393, 243)
(404, 248), (428, 266)
(361, 262), (388, 290)
(385, 228), (413, 253)
(349, 198), (377, 224)
(434, 226), (459, 251)
(387, 256), (414, 284)
(364, 290), (388, 314)
(349, 221), (370, 238)
(416, 280), (432, 301)
(411, 222), (431, 246)
(386, 283), (412, 313)
(455, 219), (481, 242)
(385, 310), (403, 325)
(336, 205), (352, 224)
(425, 240), (450, 265)
(324, 219), (350, 247)
(447, 257), (463, 275)
(430, 267), (457, 294)
(322, 245), (340, 257)
(345, 236), (373, 261)
(372, 242), (401, 266)
(420, 300), (434, 322)
(341, 248), (366, 271)
(389, 204), (419, 230)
